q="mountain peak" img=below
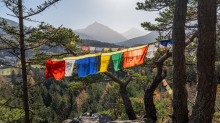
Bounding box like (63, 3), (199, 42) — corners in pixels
(122, 28), (149, 39)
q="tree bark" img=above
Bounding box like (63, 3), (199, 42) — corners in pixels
(190, 0), (217, 122)
(172, 0), (188, 122)
(104, 71), (137, 120)
(18, 0), (30, 122)
(119, 84), (137, 120)
(143, 32), (198, 122)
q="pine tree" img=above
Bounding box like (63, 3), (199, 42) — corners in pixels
(11, 70), (17, 84)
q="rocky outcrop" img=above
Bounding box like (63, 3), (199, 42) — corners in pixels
(62, 119), (80, 123)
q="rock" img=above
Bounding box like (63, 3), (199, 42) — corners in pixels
(79, 116), (98, 123)
(98, 114), (115, 123)
(163, 118), (172, 123)
(62, 119), (80, 123)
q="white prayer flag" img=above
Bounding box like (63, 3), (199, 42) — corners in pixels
(65, 60), (75, 76)
(146, 43), (159, 58)
(89, 47), (96, 53)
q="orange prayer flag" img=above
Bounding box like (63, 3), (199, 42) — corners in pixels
(82, 46), (89, 52)
(163, 79), (168, 86)
(123, 46), (148, 68)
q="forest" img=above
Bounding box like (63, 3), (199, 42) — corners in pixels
(0, 0), (220, 123)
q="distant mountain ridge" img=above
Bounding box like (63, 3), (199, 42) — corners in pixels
(74, 22), (127, 43)
(115, 31), (159, 47)
(122, 27), (149, 39)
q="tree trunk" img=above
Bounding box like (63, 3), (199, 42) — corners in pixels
(144, 63), (165, 121)
(190, 0), (217, 122)
(119, 85), (137, 120)
(18, 0), (30, 122)
(172, 0), (188, 122)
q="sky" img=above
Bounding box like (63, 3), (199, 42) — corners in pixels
(0, 0), (159, 33)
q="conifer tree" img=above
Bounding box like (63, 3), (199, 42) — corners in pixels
(11, 70), (17, 84)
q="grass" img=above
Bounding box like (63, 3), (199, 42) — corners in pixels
(0, 68), (11, 76)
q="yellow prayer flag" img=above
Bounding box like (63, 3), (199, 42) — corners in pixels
(99, 55), (111, 72)
(190, 42), (195, 46)
(167, 89), (173, 94)
(71, 41), (75, 45)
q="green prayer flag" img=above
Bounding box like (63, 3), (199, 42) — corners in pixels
(193, 56), (196, 62)
(76, 45), (82, 51)
(166, 85), (171, 90)
(193, 38), (197, 43)
(112, 53), (123, 71)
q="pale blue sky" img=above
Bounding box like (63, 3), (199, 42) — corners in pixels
(0, 0), (159, 33)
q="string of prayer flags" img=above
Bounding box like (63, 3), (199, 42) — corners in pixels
(111, 48), (119, 52)
(96, 47), (103, 53)
(166, 85), (171, 90)
(89, 47), (96, 53)
(112, 53), (123, 71)
(162, 79), (168, 86)
(160, 39), (172, 47)
(99, 55), (111, 72)
(123, 46), (148, 68)
(104, 48), (110, 53)
(65, 60), (75, 76)
(45, 60), (65, 80)
(82, 46), (89, 52)
(146, 43), (158, 59)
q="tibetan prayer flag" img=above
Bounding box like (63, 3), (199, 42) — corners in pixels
(190, 42), (195, 46)
(45, 60), (65, 80)
(65, 60), (75, 76)
(190, 49), (196, 56)
(112, 53), (123, 71)
(82, 46), (89, 52)
(193, 56), (196, 62)
(119, 47), (125, 50)
(146, 43), (158, 58)
(160, 39), (172, 47)
(104, 48), (110, 52)
(76, 45), (82, 51)
(111, 48), (119, 52)
(166, 85), (171, 90)
(95, 47), (103, 53)
(162, 79), (168, 86)
(89, 47), (96, 53)
(167, 89), (173, 94)
(99, 55), (111, 72)
(70, 41), (75, 45)
(123, 46), (148, 68)
(76, 55), (101, 77)
(160, 44), (167, 51)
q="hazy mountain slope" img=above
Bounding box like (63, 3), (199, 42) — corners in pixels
(115, 31), (159, 47)
(0, 18), (27, 33)
(122, 27), (149, 39)
(81, 22), (127, 43)
(74, 31), (96, 40)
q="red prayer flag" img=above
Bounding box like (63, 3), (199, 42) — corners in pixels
(119, 47), (126, 50)
(123, 46), (148, 68)
(45, 60), (65, 80)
